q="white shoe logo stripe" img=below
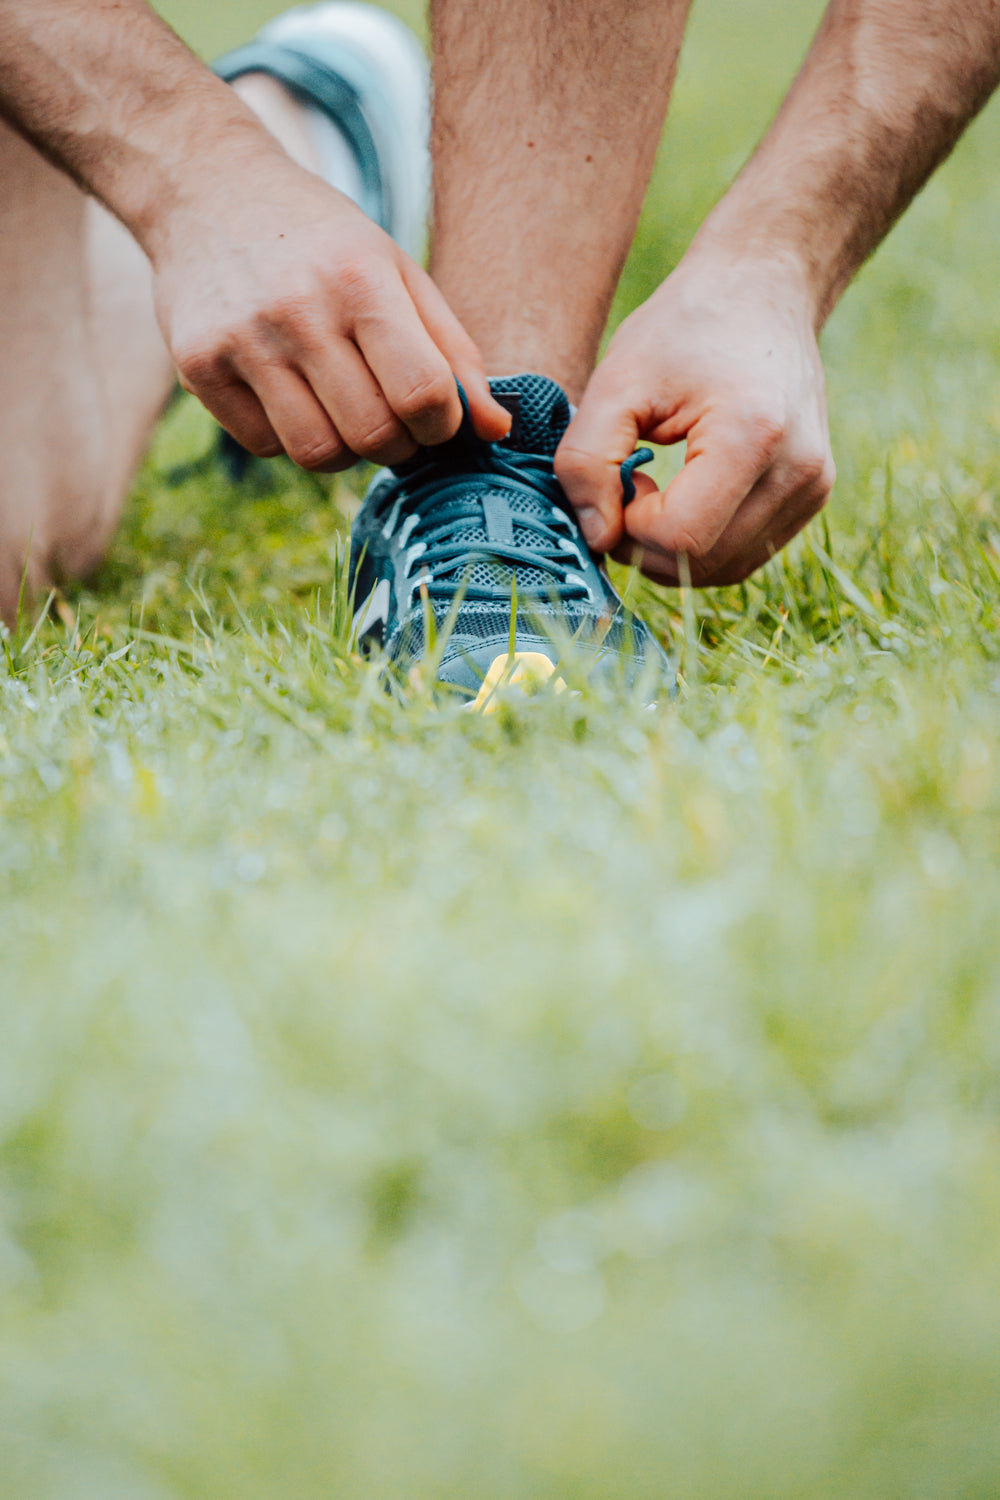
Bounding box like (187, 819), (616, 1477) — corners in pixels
(353, 578), (391, 638)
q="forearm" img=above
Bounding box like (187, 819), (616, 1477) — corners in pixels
(563, 0), (1000, 580)
(0, 0), (287, 259)
(692, 0), (1000, 323)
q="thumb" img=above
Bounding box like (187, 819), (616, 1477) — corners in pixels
(555, 383), (645, 552)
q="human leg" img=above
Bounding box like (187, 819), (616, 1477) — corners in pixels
(428, 0), (691, 402)
(0, 82), (321, 623)
(0, 120), (170, 620)
(348, 0), (692, 695)
(0, 4), (423, 623)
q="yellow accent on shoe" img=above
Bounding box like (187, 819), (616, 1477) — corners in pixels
(469, 651), (565, 714)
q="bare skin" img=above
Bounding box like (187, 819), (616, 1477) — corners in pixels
(429, 0), (691, 403)
(0, 0), (508, 616)
(559, 0), (1000, 584)
(0, 118), (172, 615)
(2, 0), (1000, 616)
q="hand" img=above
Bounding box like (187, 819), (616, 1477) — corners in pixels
(555, 250), (835, 585)
(151, 152), (511, 471)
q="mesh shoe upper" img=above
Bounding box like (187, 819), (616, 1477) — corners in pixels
(349, 373), (672, 696)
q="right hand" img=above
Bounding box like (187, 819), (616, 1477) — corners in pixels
(557, 248), (834, 585)
(152, 155), (511, 470)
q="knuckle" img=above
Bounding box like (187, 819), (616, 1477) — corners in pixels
(174, 341), (227, 392)
(796, 458), (836, 521)
(335, 260), (382, 312)
(788, 449), (829, 492)
(289, 434), (345, 471)
(671, 524), (712, 561)
(393, 373), (454, 423)
(743, 408), (785, 459)
(351, 417), (405, 460)
(260, 293), (315, 344)
(244, 434), (284, 459)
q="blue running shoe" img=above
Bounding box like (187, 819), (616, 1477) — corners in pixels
(349, 373), (672, 704)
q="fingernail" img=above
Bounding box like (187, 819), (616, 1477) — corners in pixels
(575, 507), (603, 547)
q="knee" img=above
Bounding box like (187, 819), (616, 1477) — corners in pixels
(0, 468), (123, 625)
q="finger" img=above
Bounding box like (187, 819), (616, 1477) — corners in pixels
(402, 264), (512, 443)
(180, 372), (284, 459)
(301, 340), (418, 466)
(554, 382), (646, 552)
(687, 450), (832, 583)
(695, 474), (830, 586)
(241, 362), (351, 473)
(619, 461), (830, 586)
(610, 532), (677, 579)
(347, 272), (463, 447)
(599, 471), (659, 562)
(623, 412), (781, 564)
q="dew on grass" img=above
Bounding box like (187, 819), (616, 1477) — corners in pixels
(4, 0), (1000, 1492)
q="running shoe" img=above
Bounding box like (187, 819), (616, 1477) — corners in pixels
(350, 372), (672, 704)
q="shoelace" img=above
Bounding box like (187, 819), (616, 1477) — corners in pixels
(373, 396), (653, 607)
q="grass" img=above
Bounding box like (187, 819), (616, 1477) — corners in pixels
(4, 1), (1000, 1495)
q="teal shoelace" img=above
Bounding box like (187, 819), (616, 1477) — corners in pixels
(373, 391), (653, 606)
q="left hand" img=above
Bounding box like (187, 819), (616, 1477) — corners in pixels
(554, 249), (836, 586)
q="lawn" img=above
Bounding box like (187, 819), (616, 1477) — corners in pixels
(3, 2), (1000, 1496)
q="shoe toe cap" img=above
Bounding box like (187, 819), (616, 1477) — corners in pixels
(436, 641), (562, 701)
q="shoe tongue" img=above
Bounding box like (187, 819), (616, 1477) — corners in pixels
(489, 373), (571, 459)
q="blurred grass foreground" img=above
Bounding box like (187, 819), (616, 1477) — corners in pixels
(5, 1), (1000, 1495)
